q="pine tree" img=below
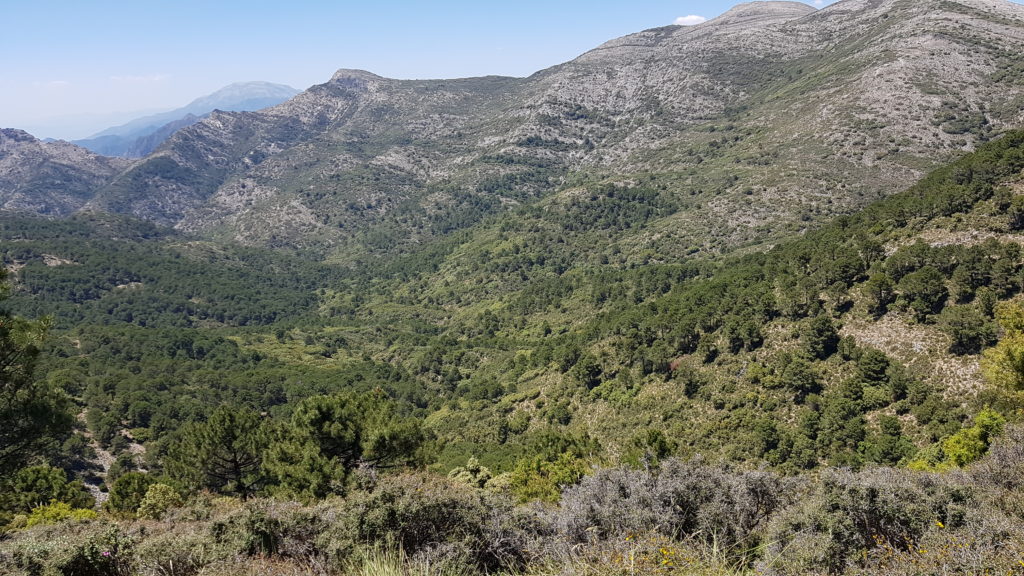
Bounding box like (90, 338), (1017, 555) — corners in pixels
(861, 272), (895, 318)
(166, 405), (268, 498)
(265, 390), (424, 498)
(802, 315), (839, 360)
(896, 266), (948, 322)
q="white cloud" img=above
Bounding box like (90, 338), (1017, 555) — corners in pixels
(674, 14), (707, 26)
(812, 0), (824, 6)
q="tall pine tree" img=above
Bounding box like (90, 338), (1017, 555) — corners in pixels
(166, 405), (268, 498)
(266, 390), (425, 498)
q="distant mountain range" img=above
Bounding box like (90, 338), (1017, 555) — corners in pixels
(3, 0), (1024, 257)
(71, 81), (300, 158)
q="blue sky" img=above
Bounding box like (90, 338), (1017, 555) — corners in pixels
(1, 0), (1008, 139)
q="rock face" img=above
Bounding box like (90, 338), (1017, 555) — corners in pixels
(6, 0), (1024, 253)
(0, 129), (130, 216)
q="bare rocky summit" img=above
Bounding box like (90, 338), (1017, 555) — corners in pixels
(5, 0), (1024, 256)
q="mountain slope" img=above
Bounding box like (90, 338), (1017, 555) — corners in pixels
(7, 127), (1024, 479)
(73, 0), (1024, 259)
(0, 129), (131, 216)
(3, 0), (1024, 263)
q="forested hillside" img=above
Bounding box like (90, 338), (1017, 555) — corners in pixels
(3, 123), (1024, 576)
(4, 1), (1024, 573)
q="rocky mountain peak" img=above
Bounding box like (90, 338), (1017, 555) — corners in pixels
(710, 1), (817, 27)
(186, 81), (298, 110)
(329, 69), (385, 86)
(0, 129), (37, 145)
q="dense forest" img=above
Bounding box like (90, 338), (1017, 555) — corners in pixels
(4, 131), (1024, 574)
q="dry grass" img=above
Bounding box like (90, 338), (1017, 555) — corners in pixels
(841, 312), (982, 397)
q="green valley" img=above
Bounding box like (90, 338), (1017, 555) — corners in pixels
(4, 0), (1024, 574)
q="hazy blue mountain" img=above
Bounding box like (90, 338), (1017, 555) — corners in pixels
(72, 81), (300, 157)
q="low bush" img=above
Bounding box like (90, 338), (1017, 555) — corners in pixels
(761, 467), (973, 575)
(852, 512), (1024, 575)
(136, 483), (183, 520)
(315, 473), (536, 573)
(2, 454), (1024, 576)
(134, 530), (226, 576)
(970, 424), (1024, 491)
(0, 523), (134, 576)
(106, 472), (156, 516)
(24, 501), (97, 527)
(209, 499), (302, 557)
(550, 457), (801, 566)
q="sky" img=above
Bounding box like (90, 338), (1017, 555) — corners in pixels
(0, 0), (971, 139)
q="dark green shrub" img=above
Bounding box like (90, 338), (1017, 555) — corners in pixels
(802, 315), (839, 360)
(938, 305), (996, 354)
(896, 266), (948, 321)
(1, 464), (94, 515)
(856, 348), (889, 382)
(861, 273), (895, 317)
(106, 472), (156, 516)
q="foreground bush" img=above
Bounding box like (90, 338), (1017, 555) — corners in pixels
(852, 511), (1024, 575)
(761, 467), (973, 575)
(0, 523), (134, 576)
(549, 457), (801, 565)
(24, 501), (97, 528)
(134, 529), (228, 576)
(315, 474), (536, 573)
(199, 473), (537, 573)
(5, 451), (1024, 575)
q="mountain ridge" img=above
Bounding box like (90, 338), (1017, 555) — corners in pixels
(4, 0), (1024, 260)
(0, 129), (131, 216)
